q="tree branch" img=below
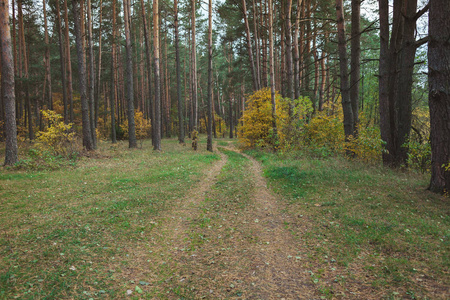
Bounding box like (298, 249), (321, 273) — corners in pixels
(415, 36), (429, 48)
(414, 2), (430, 21)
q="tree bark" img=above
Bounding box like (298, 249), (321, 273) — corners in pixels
(87, 0), (97, 148)
(174, 0), (184, 143)
(153, 0), (162, 150)
(0, 0), (18, 165)
(110, 0), (117, 143)
(18, 0), (33, 140)
(191, 0), (198, 130)
(43, 0), (53, 110)
(396, 0), (418, 164)
(252, 0), (261, 89)
(55, 0), (68, 118)
(64, 0), (74, 123)
(379, 0), (420, 167)
(350, 0), (360, 135)
(293, 0), (302, 100)
(428, 0), (450, 193)
(95, 0), (103, 129)
(123, 0), (137, 148)
(284, 0), (294, 101)
(335, 0), (354, 140)
(378, 0), (390, 163)
(207, 0), (213, 151)
(242, 0), (259, 91)
(268, 0), (278, 149)
(73, 0), (93, 150)
(139, 0), (154, 145)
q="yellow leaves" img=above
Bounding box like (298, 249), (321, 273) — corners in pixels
(303, 107), (345, 152)
(237, 88), (279, 149)
(36, 110), (77, 157)
(199, 113), (226, 136)
(120, 110), (152, 141)
(345, 125), (383, 163)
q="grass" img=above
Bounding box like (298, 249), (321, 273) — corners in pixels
(0, 138), (220, 299)
(246, 149), (449, 299)
(0, 137), (448, 299)
(141, 147), (257, 298)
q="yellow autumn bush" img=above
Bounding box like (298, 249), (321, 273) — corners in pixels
(199, 113), (227, 137)
(302, 102), (345, 153)
(238, 88), (315, 150)
(35, 110), (78, 157)
(237, 88), (281, 149)
(345, 114), (383, 163)
(120, 110), (152, 145)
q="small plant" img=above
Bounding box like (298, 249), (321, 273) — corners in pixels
(35, 110), (78, 158)
(11, 110), (80, 170)
(406, 139), (431, 173)
(192, 130), (199, 150)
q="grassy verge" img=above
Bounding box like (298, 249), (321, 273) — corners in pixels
(246, 149), (449, 299)
(0, 139), (219, 299)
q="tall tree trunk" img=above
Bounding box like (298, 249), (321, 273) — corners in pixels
(18, 0), (33, 140)
(335, 0), (353, 141)
(164, 30), (170, 138)
(207, 0), (213, 151)
(64, 0), (74, 123)
(55, 0), (68, 118)
(268, 0), (278, 149)
(12, 0), (17, 74)
(396, 0), (418, 165)
(318, 53), (326, 111)
(110, 0), (117, 143)
(87, 0), (97, 148)
(378, 0), (390, 163)
(350, 0), (360, 135)
(379, 0), (421, 167)
(293, 0), (302, 100)
(0, 0), (18, 165)
(96, 0), (103, 129)
(284, 0), (294, 101)
(123, 0), (137, 148)
(242, 0), (259, 91)
(43, 0), (53, 110)
(73, 0), (93, 150)
(252, 0), (261, 89)
(191, 0), (198, 130)
(428, 0), (450, 193)
(139, 0), (154, 145)
(261, 0), (268, 87)
(174, 0), (184, 144)
(153, 0), (162, 150)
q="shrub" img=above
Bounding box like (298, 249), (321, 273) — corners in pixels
(345, 114), (384, 163)
(199, 113), (227, 137)
(238, 88), (277, 149)
(120, 110), (152, 146)
(406, 139), (431, 173)
(11, 110), (80, 171)
(302, 102), (345, 153)
(36, 110), (78, 157)
(238, 88), (313, 150)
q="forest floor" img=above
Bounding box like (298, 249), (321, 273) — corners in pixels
(0, 138), (448, 299)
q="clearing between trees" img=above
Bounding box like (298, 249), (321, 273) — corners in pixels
(0, 139), (448, 299)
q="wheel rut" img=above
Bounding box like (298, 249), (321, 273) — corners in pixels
(120, 143), (313, 299)
(223, 146), (314, 299)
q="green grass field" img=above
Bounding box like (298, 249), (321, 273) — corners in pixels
(0, 138), (448, 299)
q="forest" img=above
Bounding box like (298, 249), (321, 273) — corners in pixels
(0, 0), (449, 298)
(0, 0), (449, 191)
